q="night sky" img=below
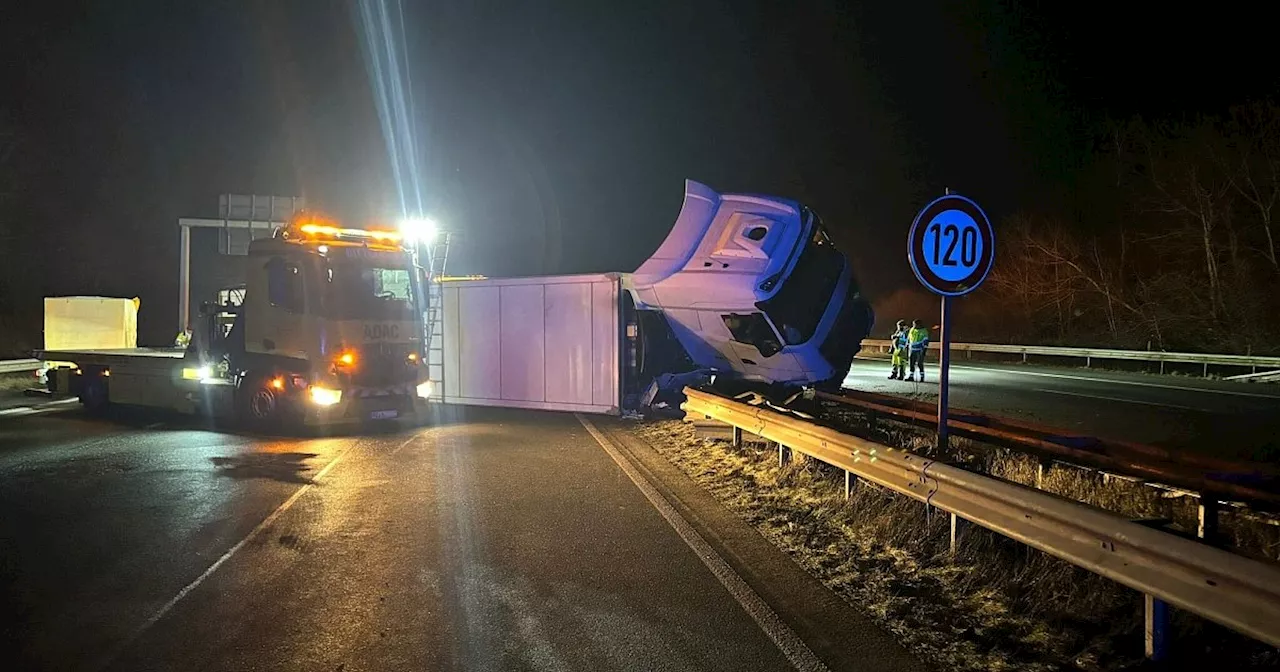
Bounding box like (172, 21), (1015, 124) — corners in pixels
(2, 1), (1277, 342)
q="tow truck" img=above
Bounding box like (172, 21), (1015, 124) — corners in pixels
(39, 213), (432, 427)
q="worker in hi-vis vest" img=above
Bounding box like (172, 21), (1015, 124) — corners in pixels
(888, 320), (909, 380)
(906, 319), (930, 382)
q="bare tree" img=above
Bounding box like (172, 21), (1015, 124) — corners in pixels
(1131, 120), (1235, 319)
(1225, 102), (1280, 271)
(983, 107), (1280, 354)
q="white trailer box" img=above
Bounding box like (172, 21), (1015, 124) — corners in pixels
(44, 297), (140, 351)
(440, 274), (621, 414)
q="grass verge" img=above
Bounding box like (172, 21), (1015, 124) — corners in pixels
(0, 371), (37, 393)
(631, 419), (1280, 671)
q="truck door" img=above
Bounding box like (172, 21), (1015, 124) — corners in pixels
(244, 256), (311, 360)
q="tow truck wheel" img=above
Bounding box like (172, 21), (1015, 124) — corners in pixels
(238, 376), (281, 428)
(80, 374), (109, 413)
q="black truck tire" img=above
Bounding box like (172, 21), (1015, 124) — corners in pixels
(237, 374), (283, 429)
(79, 375), (109, 413)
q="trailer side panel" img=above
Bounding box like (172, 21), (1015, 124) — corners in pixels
(441, 274), (620, 415)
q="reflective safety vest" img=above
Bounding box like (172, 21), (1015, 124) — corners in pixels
(907, 327), (930, 352)
(891, 329), (909, 351)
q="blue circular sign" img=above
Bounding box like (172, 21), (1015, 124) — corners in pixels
(908, 194), (994, 296)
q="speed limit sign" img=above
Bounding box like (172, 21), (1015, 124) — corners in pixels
(906, 191), (995, 451)
(908, 194), (995, 296)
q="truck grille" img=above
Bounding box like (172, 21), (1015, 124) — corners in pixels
(351, 343), (418, 387)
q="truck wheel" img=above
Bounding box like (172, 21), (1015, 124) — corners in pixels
(80, 377), (109, 413)
(238, 376), (282, 429)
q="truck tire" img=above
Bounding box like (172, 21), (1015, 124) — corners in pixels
(80, 376), (109, 413)
(238, 375), (282, 429)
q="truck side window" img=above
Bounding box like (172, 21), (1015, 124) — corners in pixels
(722, 312), (782, 358)
(265, 257), (303, 312)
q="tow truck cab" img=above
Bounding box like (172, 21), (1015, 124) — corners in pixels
(192, 215), (431, 425)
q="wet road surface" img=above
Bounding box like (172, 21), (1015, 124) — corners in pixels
(0, 406), (920, 672)
(844, 358), (1280, 461)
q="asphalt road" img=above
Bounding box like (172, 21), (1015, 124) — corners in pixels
(0, 405), (919, 672)
(843, 357), (1280, 461)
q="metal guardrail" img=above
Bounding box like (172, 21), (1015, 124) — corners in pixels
(682, 388), (1280, 650)
(0, 359), (41, 375)
(818, 389), (1280, 510)
(862, 339), (1280, 370)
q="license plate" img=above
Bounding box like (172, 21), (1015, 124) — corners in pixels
(369, 409), (399, 420)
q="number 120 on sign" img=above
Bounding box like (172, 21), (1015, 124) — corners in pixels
(927, 216), (981, 273)
(908, 194), (995, 296)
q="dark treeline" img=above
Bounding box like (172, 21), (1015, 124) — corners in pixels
(879, 101), (1280, 356)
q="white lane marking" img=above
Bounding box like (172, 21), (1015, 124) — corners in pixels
(1033, 388), (1213, 413)
(389, 428), (424, 455)
(576, 414), (829, 672)
(852, 357), (1280, 400)
(965, 366), (1280, 399)
(93, 431), (418, 670)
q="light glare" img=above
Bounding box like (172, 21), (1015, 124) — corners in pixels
(399, 217), (437, 245)
(310, 386), (343, 406)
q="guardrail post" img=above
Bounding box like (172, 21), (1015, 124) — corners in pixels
(1022, 351), (1027, 364)
(732, 426), (743, 448)
(1199, 496), (1220, 545)
(844, 470), (855, 499)
(1086, 355), (1091, 368)
(1035, 459), (1051, 490)
(949, 512), (959, 556)
(777, 443), (788, 467)
(1144, 594), (1169, 661)
(1203, 362), (1209, 377)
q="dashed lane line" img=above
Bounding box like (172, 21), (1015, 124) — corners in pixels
(92, 430), (425, 671)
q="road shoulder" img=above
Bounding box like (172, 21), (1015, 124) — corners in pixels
(596, 417), (924, 672)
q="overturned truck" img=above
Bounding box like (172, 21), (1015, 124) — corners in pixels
(430, 179), (874, 414)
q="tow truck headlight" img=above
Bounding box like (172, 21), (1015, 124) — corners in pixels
(309, 385), (343, 406)
(182, 366), (213, 381)
(416, 380), (433, 399)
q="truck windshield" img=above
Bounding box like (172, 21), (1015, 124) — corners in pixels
(324, 262), (416, 321)
(757, 212), (844, 345)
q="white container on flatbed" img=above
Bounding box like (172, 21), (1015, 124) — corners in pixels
(438, 274), (621, 415)
(43, 297), (139, 351)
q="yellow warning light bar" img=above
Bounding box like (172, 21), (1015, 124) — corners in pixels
(297, 223), (402, 244)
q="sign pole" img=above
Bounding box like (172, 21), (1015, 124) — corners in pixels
(937, 294), (952, 450)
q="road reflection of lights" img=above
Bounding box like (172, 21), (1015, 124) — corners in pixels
(429, 426), (503, 668)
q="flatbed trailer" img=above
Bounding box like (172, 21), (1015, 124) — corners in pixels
(39, 347), (220, 415)
(39, 346), (428, 425)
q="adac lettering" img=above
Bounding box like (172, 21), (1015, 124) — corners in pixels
(364, 323), (400, 341)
